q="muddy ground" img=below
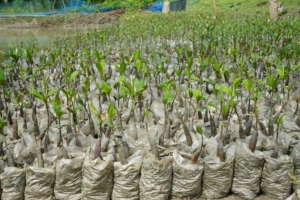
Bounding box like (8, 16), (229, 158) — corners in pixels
(0, 9), (124, 29)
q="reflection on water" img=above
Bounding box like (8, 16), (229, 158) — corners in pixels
(0, 27), (91, 49)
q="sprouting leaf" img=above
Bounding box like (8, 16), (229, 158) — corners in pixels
(101, 81), (112, 95)
(0, 66), (5, 85)
(134, 79), (147, 95)
(144, 108), (150, 117)
(48, 88), (57, 97)
(108, 101), (115, 120)
(215, 83), (232, 95)
(52, 94), (64, 118)
(162, 86), (173, 105)
(192, 89), (202, 101)
(29, 88), (45, 102)
(117, 59), (127, 74)
(243, 79), (254, 91)
(233, 77), (242, 89)
(206, 103), (217, 109)
(0, 116), (7, 128)
(70, 70), (80, 81)
(116, 85), (129, 99)
(195, 126), (203, 134)
(291, 64), (300, 71)
(276, 65), (288, 79)
(266, 74), (278, 90)
(96, 59), (105, 74)
(274, 114), (285, 125)
(76, 97), (85, 107)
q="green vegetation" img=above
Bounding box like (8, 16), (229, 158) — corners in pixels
(188, 0), (300, 17)
(0, 1), (299, 199)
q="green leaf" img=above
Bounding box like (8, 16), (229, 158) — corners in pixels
(70, 70), (80, 81)
(0, 66), (5, 85)
(101, 81), (112, 95)
(117, 60), (127, 74)
(195, 126), (203, 134)
(243, 79), (254, 91)
(29, 88), (46, 102)
(266, 74), (277, 90)
(162, 86), (173, 105)
(117, 85), (129, 99)
(192, 89), (202, 101)
(108, 102), (115, 120)
(134, 79), (147, 95)
(0, 116), (7, 128)
(52, 94), (64, 117)
(96, 59), (105, 74)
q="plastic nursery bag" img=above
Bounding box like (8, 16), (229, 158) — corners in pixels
(172, 150), (203, 198)
(0, 167), (26, 200)
(25, 166), (55, 200)
(202, 155), (234, 199)
(261, 155), (293, 200)
(82, 156), (113, 200)
(140, 153), (173, 200)
(292, 143), (300, 191)
(112, 152), (143, 200)
(232, 141), (264, 200)
(54, 157), (83, 200)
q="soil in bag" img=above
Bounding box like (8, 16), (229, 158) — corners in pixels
(25, 166), (55, 200)
(140, 152), (172, 200)
(171, 150), (203, 199)
(82, 155), (113, 200)
(112, 152), (143, 200)
(202, 151), (234, 199)
(0, 167), (26, 200)
(261, 155), (293, 200)
(232, 141), (264, 200)
(54, 157), (83, 200)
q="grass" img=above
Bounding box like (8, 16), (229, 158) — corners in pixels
(187, 0), (300, 17)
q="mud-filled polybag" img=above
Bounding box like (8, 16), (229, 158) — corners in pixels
(171, 150), (203, 198)
(286, 190), (300, 200)
(54, 157), (83, 200)
(0, 167), (25, 200)
(232, 141), (264, 200)
(112, 152), (143, 200)
(202, 154), (234, 198)
(140, 153), (172, 200)
(25, 166), (55, 200)
(261, 155), (293, 200)
(82, 156), (113, 200)
(292, 143), (300, 191)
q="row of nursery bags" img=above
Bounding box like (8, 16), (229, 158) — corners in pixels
(1, 142), (300, 200)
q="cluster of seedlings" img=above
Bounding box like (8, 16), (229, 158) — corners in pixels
(0, 13), (300, 200)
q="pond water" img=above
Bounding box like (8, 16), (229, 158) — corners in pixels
(0, 27), (90, 49)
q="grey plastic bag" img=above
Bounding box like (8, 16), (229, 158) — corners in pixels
(0, 167), (25, 200)
(232, 141), (264, 200)
(286, 190), (300, 200)
(292, 143), (300, 191)
(54, 157), (83, 200)
(202, 156), (234, 198)
(112, 152), (143, 200)
(25, 166), (55, 200)
(261, 155), (293, 200)
(140, 153), (172, 200)
(82, 156), (113, 200)
(172, 150), (203, 198)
